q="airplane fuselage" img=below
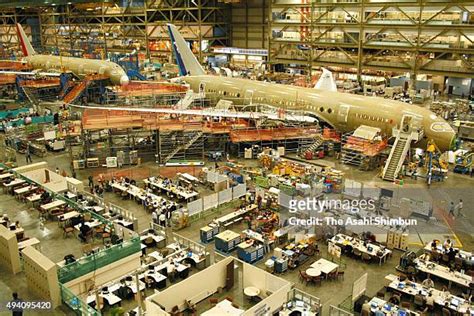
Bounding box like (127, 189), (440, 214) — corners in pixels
(24, 55), (129, 85)
(182, 75), (456, 151)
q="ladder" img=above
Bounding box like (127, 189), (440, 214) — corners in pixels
(175, 90), (205, 110)
(382, 114), (424, 182)
(162, 131), (203, 164)
(21, 87), (39, 108)
(63, 79), (91, 104)
(382, 134), (411, 181)
(300, 135), (323, 157)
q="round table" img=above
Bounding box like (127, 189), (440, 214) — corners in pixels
(244, 286), (261, 297)
(306, 268), (321, 277)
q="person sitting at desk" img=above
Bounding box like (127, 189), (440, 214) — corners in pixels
(461, 290), (472, 302)
(373, 307), (385, 316)
(431, 239), (438, 250)
(388, 294), (401, 305)
(441, 286), (450, 300)
(40, 191), (51, 203)
(361, 300), (371, 316)
(448, 248), (456, 262)
(79, 223), (91, 243)
(422, 276), (434, 288)
(423, 293), (435, 312)
(444, 239), (453, 250)
(419, 252), (431, 261)
(14, 221), (20, 229)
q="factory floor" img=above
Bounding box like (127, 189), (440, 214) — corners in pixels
(0, 150), (473, 315)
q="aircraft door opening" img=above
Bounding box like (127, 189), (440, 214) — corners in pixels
(244, 90), (254, 105)
(199, 82), (206, 94)
(337, 104), (350, 123)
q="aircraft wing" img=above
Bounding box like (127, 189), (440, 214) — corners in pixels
(0, 70), (62, 77)
(69, 104), (318, 123)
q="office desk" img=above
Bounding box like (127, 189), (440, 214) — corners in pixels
(385, 274), (474, 314)
(14, 185), (37, 196)
(60, 211), (80, 220)
(310, 258), (339, 275)
(0, 172), (13, 180)
(147, 251), (164, 261)
(3, 179), (26, 193)
(40, 200), (66, 211)
(140, 233), (166, 248)
(8, 226), (24, 239)
(108, 279), (146, 295)
(424, 243), (473, 262)
(27, 193), (41, 203)
(216, 205), (257, 227)
(369, 297), (419, 316)
(74, 219), (102, 231)
(65, 192), (77, 200)
(201, 299), (244, 316)
(215, 230), (241, 253)
(87, 291), (121, 307)
(139, 268), (167, 289)
(331, 233), (392, 265)
(414, 258), (472, 288)
(114, 219), (134, 230)
(279, 300), (317, 316)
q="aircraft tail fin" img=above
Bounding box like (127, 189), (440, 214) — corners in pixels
(167, 24), (205, 76)
(16, 23), (36, 57)
(314, 68), (337, 92)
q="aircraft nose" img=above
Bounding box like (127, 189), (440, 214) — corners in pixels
(120, 75), (130, 85)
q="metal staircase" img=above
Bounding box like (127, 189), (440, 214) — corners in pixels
(162, 131), (203, 164)
(175, 90), (205, 110)
(300, 135), (324, 157)
(63, 80), (90, 104)
(21, 87), (40, 107)
(382, 115), (424, 181)
(382, 135), (411, 181)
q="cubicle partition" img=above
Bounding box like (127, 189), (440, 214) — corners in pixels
(187, 183), (246, 222)
(57, 236), (141, 284)
(145, 257), (234, 313)
(60, 283), (100, 316)
(0, 163), (142, 316)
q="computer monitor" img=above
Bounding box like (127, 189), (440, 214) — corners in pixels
(451, 298), (460, 307)
(295, 301), (304, 308)
(384, 304), (392, 311)
(398, 310), (407, 316)
(286, 302), (293, 309)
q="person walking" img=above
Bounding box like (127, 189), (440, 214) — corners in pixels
(25, 142), (32, 164)
(448, 201), (455, 218)
(9, 292), (24, 316)
(88, 175), (94, 188)
(457, 199), (464, 217)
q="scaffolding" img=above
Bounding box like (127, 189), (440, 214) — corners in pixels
(268, 0), (474, 79)
(341, 132), (388, 171)
(35, 0), (230, 63)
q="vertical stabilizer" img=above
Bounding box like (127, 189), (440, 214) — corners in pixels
(16, 23), (36, 57)
(314, 68), (337, 92)
(167, 24), (205, 76)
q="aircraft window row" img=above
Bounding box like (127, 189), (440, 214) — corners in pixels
(355, 113), (391, 123)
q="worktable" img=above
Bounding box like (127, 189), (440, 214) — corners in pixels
(215, 230), (241, 253)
